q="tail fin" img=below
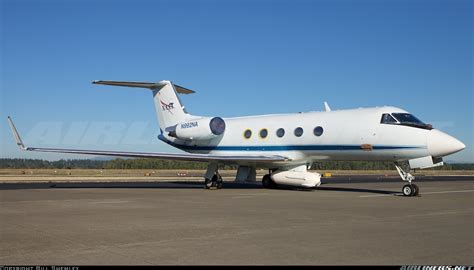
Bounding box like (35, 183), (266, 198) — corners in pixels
(151, 81), (189, 130)
(92, 80), (194, 130)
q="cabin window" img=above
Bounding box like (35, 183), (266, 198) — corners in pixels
(243, 129), (252, 139)
(380, 113), (397, 124)
(276, 128), (285, 138)
(259, 129), (268, 139)
(313, 126), (323, 136)
(294, 127), (303, 137)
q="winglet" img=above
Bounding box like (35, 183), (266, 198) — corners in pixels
(7, 116), (26, 150)
(324, 101), (331, 112)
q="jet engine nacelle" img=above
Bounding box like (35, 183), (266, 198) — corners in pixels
(271, 170), (322, 188)
(174, 117), (226, 141)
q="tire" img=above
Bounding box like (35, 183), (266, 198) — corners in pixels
(402, 184), (413, 196)
(205, 178), (213, 189)
(412, 184), (419, 196)
(262, 174), (272, 188)
(214, 174), (223, 189)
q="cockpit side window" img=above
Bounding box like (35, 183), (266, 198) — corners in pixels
(380, 113), (398, 124)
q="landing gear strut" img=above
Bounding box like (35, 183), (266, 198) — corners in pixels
(395, 163), (419, 197)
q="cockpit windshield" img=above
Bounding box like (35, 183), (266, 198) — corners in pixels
(380, 113), (432, 130)
(392, 113), (424, 125)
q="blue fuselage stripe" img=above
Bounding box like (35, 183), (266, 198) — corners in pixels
(162, 141), (423, 152)
(158, 135), (424, 152)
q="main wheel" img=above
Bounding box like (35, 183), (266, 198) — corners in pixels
(402, 184), (414, 196)
(205, 178), (214, 189)
(214, 174), (223, 189)
(262, 174), (272, 188)
(412, 184), (419, 196)
(205, 174), (223, 189)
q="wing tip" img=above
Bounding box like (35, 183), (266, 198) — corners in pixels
(7, 116), (26, 150)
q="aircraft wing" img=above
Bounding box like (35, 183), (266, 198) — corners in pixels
(7, 117), (289, 163)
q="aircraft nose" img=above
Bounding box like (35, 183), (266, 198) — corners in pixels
(427, 129), (466, 157)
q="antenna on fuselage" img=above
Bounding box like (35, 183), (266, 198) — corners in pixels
(324, 102), (331, 112)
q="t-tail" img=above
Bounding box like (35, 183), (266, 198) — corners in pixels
(92, 80), (195, 131)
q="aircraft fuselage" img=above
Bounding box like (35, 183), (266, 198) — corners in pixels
(161, 106), (464, 166)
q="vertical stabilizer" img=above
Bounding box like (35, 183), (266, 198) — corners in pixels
(151, 81), (188, 130)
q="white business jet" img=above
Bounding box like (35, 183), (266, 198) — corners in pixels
(8, 80), (465, 196)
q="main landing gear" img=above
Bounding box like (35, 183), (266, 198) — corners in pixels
(205, 172), (223, 190)
(261, 173), (277, 189)
(204, 163), (223, 190)
(395, 163), (419, 197)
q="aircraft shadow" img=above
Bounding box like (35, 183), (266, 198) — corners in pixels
(315, 186), (399, 195)
(0, 181), (399, 195)
(0, 181), (262, 190)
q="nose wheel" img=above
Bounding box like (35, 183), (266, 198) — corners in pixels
(395, 163), (420, 197)
(402, 184), (419, 197)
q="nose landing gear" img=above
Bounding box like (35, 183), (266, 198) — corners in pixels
(395, 163), (419, 197)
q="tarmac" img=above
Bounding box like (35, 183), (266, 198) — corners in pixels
(1, 175), (473, 265)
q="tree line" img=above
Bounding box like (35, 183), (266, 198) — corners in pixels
(1, 158), (473, 170)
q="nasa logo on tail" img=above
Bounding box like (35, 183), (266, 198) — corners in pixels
(160, 100), (174, 113)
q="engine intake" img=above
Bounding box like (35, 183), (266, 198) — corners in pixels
(171, 117), (226, 140)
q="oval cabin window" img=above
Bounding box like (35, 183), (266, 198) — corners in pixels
(243, 129), (252, 139)
(313, 126), (323, 136)
(276, 128), (285, 138)
(294, 127), (303, 137)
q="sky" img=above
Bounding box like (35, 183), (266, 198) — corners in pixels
(1, 0), (473, 162)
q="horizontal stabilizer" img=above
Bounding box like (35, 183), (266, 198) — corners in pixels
(92, 80), (195, 94)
